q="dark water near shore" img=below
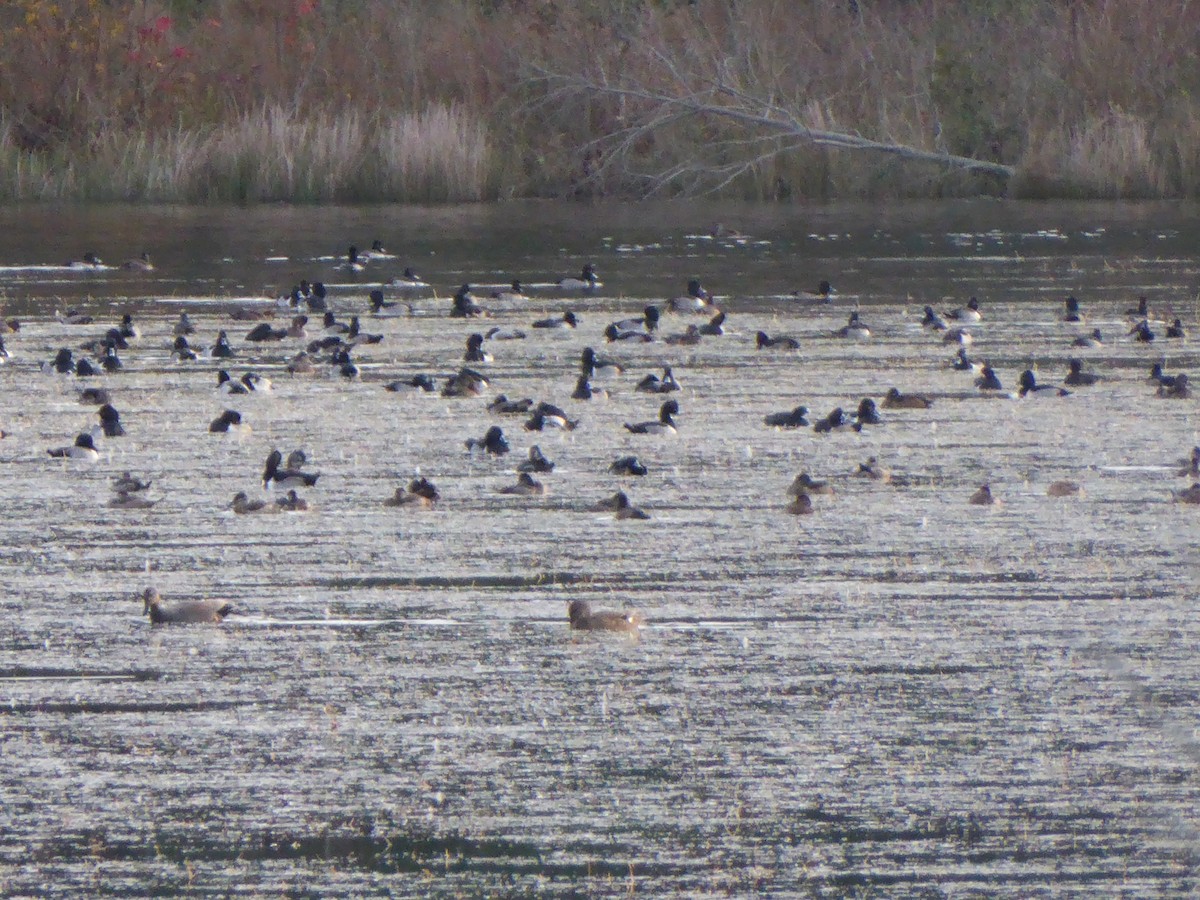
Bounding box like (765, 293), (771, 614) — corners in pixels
(0, 200), (1198, 897)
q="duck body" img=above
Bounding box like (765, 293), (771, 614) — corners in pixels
(610, 456), (648, 476)
(625, 400), (679, 435)
(532, 310), (579, 330)
(756, 331), (800, 350)
(499, 473), (546, 496)
(48, 433), (100, 461)
(209, 410), (249, 434)
(883, 388), (932, 409)
(1018, 369), (1070, 399)
(142, 588), (231, 624)
(557, 264), (601, 291)
(262, 449), (320, 489)
(465, 425), (510, 455)
(568, 599), (643, 632)
(835, 311), (871, 340)
(1063, 359), (1098, 386)
(764, 405), (809, 427)
(948, 297), (982, 322)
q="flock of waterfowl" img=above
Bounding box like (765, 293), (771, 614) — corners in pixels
(2, 239), (1197, 632)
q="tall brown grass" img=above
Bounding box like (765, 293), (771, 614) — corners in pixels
(1, 0), (1199, 201)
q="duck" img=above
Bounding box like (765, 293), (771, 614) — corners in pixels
(121, 252), (154, 271)
(384, 374), (437, 394)
(209, 330), (236, 358)
(499, 473), (546, 496)
(329, 348), (360, 380)
(275, 489), (310, 512)
(697, 310), (727, 336)
(47, 433), (99, 461)
(116, 313), (140, 341)
(943, 327), (972, 346)
(0, 337), (9, 362)
(755, 331), (799, 350)
(112, 472), (151, 493)
(921, 305), (947, 330)
(1062, 296), (1083, 322)
(487, 394), (534, 415)
(557, 264), (600, 291)
(882, 388), (932, 409)
(1018, 369), (1070, 398)
(464, 333), (493, 363)
(442, 367), (489, 397)
(793, 280), (834, 303)
(968, 484), (997, 506)
(368, 288), (410, 317)
(1158, 373), (1191, 399)
(532, 310), (579, 330)
(172, 336), (199, 361)
(1047, 481), (1082, 497)
(142, 587), (231, 625)
(518, 445), (555, 474)
(58, 309), (94, 325)
(286, 351), (316, 375)
(208, 410), (250, 435)
(1175, 483), (1200, 504)
(525, 402), (578, 432)
(663, 324), (702, 346)
(854, 397), (882, 426)
(74, 357), (100, 378)
(230, 491), (276, 514)
(100, 343), (123, 372)
(1166, 318), (1186, 339)
(344, 317), (383, 346)
(975, 365), (1003, 391)
(625, 399), (679, 435)
(465, 425), (510, 455)
(1071, 328), (1104, 349)
(338, 245), (366, 273)
(1130, 320), (1155, 343)
(667, 279), (714, 313)
(953, 348), (980, 372)
(217, 369), (250, 395)
(785, 493), (814, 515)
(383, 485), (435, 509)
(242, 372), (272, 393)
(609, 456), (648, 476)
(79, 387), (113, 405)
(580, 347), (623, 378)
(571, 375), (607, 401)
(321, 311), (350, 337)
(567, 599), (643, 632)
(591, 490), (629, 511)
(948, 297), (982, 322)
(44, 348), (76, 375)
(361, 239), (394, 260)
(1125, 295), (1150, 319)
(610, 305), (661, 336)
(95, 404), (125, 438)
(491, 280), (528, 302)
(67, 252), (104, 269)
(0, 317), (17, 334)
(263, 449), (320, 489)
(485, 325), (526, 341)
(1063, 358), (1098, 386)
(812, 407), (856, 433)
(788, 473), (833, 496)
(612, 491), (651, 520)
(388, 267), (427, 289)
(834, 310), (871, 339)
(1149, 363), (1179, 388)
(764, 405), (810, 428)
(108, 491), (157, 510)
(450, 284), (486, 318)
(855, 457), (892, 482)
(245, 321), (288, 342)
(635, 366), (681, 394)
(1178, 447), (1200, 479)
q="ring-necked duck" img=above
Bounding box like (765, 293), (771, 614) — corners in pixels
(572, 375), (607, 400)
(855, 457), (891, 482)
(764, 405), (809, 428)
(384, 374), (436, 394)
(499, 473), (546, 496)
(1063, 296), (1083, 322)
(605, 323), (654, 343)
(1018, 369), (1070, 398)
(882, 388), (932, 409)
(1166, 318), (1186, 338)
(557, 264), (600, 291)
(943, 327), (972, 346)
(47, 433), (99, 461)
(209, 331), (236, 358)
(567, 599), (643, 632)
(1071, 328), (1103, 348)
(1063, 358), (1098, 386)
(953, 348), (980, 372)
(975, 365), (1003, 391)
(968, 484), (997, 505)
(1125, 296), (1150, 318)
(518, 445), (556, 473)
(442, 367), (489, 397)
(698, 310), (727, 336)
(755, 331), (799, 350)
(580, 346), (622, 378)
(361, 239), (394, 260)
(854, 398), (882, 425)
(834, 311), (871, 340)
(217, 369), (249, 395)
(1158, 373), (1191, 398)
(667, 279), (714, 313)
(465, 425), (510, 455)
(66, 252), (104, 269)
(525, 402), (577, 431)
(388, 267), (426, 288)
(338, 246), (366, 273)
(464, 333), (493, 363)
(97, 404), (125, 438)
(613, 491), (650, 520)
(625, 399), (679, 435)
(122, 252), (154, 271)
(1130, 320), (1155, 342)
(610, 456), (648, 476)
(263, 449), (320, 489)
(948, 297), (982, 322)
(611, 305), (660, 334)
(142, 587), (231, 624)
(532, 310), (579, 329)
(793, 280), (834, 303)
(813, 407), (855, 433)
(485, 325), (526, 341)
(450, 285), (486, 319)
(491, 280), (527, 302)
(922, 305), (947, 330)
(245, 321), (288, 342)
(369, 289), (411, 317)
(209, 410), (250, 434)
(487, 395), (534, 415)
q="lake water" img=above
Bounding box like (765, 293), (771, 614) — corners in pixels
(0, 200), (1198, 897)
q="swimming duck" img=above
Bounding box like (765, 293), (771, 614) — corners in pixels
(66, 252), (103, 269)
(465, 425), (510, 455)
(663, 324), (702, 346)
(344, 317), (383, 346)
(882, 388), (932, 409)
(464, 333), (493, 363)
(383, 486), (435, 508)
(1166, 318), (1186, 338)
(785, 493), (814, 515)
(525, 402), (578, 432)
(557, 264), (600, 291)
(1178, 447), (1200, 478)
(834, 311), (871, 340)
(263, 449), (320, 489)
(612, 491), (651, 520)
(208, 410), (249, 435)
(75, 358), (100, 378)
(79, 387), (112, 405)
(338, 246), (366, 273)
(450, 285), (486, 318)
(609, 456), (648, 476)
(580, 347), (623, 379)
(518, 445), (556, 473)
(116, 313), (140, 341)
(1158, 373), (1191, 399)
(44, 348), (76, 375)
(361, 239), (394, 260)
(1130, 320), (1155, 343)
(921, 306), (947, 330)
(532, 310), (579, 330)
(385, 373), (437, 394)
(1071, 328), (1104, 349)
(975, 365), (1003, 391)
(369, 289), (410, 317)
(321, 311), (350, 337)
(142, 587), (231, 625)
(0, 317), (17, 334)
(100, 343), (122, 373)
(635, 366), (681, 395)
(245, 321), (288, 342)
(755, 331), (799, 350)
(1018, 369), (1070, 398)
(611, 305), (660, 334)
(948, 297), (982, 322)
(567, 599), (643, 632)
(1047, 481), (1082, 497)
(108, 491), (156, 510)
(47, 433), (99, 461)
(209, 331), (236, 358)
(112, 472), (151, 493)
(788, 473), (833, 496)
(275, 490), (310, 512)
(170, 336), (198, 362)
(442, 367), (489, 397)
(286, 352), (316, 375)
(230, 491), (276, 514)
(1149, 363), (1179, 387)
(242, 372), (272, 393)
(571, 375), (607, 400)
(488, 395), (534, 415)
(491, 280), (527, 302)
(604, 323), (655, 344)
(1063, 358), (1098, 386)
(793, 280), (834, 303)
(968, 484), (997, 505)
(854, 397), (882, 426)
(943, 327), (972, 346)
(58, 309), (94, 325)
(122, 252), (154, 271)
(1125, 296), (1150, 319)
(499, 473), (546, 496)
(855, 457), (892, 482)
(1175, 483), (1200, 504)
(96, 404), (125, 438)
(217, 369), (249, 395)
(1062, 296), (1083, 322)
(591, 490), (629, 511)
(697, 311), (727, 336)
(813, 407), (856, 433)
(485, 325), (526, 341)
(667, 279), (714, 313)
(388, 267), (426, 289)
(625, 399), (679, 435)
(764, 405), (810, 428)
